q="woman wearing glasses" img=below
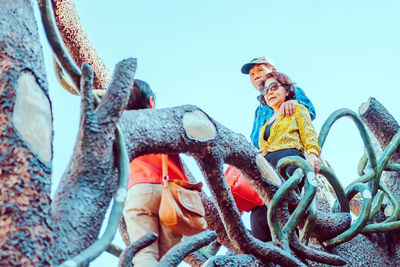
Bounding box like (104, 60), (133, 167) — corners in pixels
(250, 72), (321, 242)
(259, 72), (321, 174)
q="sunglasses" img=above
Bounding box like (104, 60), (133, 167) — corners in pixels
(261, 82), (281, 96)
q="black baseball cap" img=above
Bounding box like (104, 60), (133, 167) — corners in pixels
(241, 57), (275, 74)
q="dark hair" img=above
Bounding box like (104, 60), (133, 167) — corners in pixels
(260, 72), (296, 105)
(125, 79), (155, 110)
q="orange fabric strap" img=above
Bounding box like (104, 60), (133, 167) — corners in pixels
(162, 154), (168, 178)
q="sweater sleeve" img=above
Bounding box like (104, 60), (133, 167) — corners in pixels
(295, 105), (321, 157)
(295, 86), (316, 120)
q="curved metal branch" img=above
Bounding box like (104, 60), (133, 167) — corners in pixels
(368, 190), (385, 220)
(118, 232), (158, 267)
(358, 153), (368, 176)
(299, 199), (316, 245)
(38, 0), (81, 89)
(382, 182), (400, 223)
(158, 230), (217, 266)
(332, 169), (375, 213)
(53, 55), (80, 95)
(267, 157), (346, 266)
(323, 183), (372, 247)
(289, 234), (346, 266)
(319, 109), (378, 193)
(376, 129), (400, 177)
(319, 165), (349, 213)
(363, 183), (400, 233)
(385, 163), (400, 171)
(275, 157), (317, 251)
(268, 169), (304, 246)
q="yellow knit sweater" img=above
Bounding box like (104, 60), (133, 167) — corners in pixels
(259, 104), (321, 157)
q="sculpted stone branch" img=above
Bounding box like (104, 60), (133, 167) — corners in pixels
(51, 58), (136, 263)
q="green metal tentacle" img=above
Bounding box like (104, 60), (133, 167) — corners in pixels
(53, 56), (80, 95)
(376, 129), (400, 178)
(362, 221), (400, 232)
(360, 130), (400, 233)
(368, 190), (384, 220)
(267, 168), (304, 247)
(300, 199), (316, 245)
(332, 169), (375, 213)
(281, 172), (317, 251)
(318, 109), (378, 194)
(385, 163), (400, 171)
(318, 165), (349, 213)
(357, 153), (368, 176)
(38, 0), (81, 89)
(269, 157), (317, 251)
(374, 183), (400, 223)
(323, 183), (372, 248)
(362, 183), (400, 233)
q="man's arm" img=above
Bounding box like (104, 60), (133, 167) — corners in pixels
(279, 87), (315, 119)
(295, 86), (316, 120)
(250, 107), (261, 148)
(250, 105), (273, 149)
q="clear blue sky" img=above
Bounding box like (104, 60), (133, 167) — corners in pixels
(34, 0), (400, 265)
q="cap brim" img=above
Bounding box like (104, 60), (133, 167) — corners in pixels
(241, 63), (256, 74)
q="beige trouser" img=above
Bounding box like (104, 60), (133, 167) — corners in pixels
(123, 183), (182, 267)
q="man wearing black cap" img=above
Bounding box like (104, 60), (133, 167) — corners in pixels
(241, 57), (316, 150)
(241, 57), (316, 242)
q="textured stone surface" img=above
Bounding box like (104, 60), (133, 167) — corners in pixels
(0, 1), (52, 265)
(13, 72), (52, 162)
(51, 59), (135, 264)
(51, 0), (111, 89)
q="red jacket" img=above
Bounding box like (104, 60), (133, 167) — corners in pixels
(128, 154), (188, 189)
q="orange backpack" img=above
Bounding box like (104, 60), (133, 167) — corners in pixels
(225, 165), (264, 212)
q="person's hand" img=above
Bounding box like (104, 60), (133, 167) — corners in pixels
(279, 100), (298, 116)
(306, 153), (321, 174)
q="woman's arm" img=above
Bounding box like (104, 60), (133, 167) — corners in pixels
(295, 105), (321, 173)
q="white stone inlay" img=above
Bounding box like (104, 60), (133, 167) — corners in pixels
(256, 154), (282, 185)
(362, 190), (372, 199)
(12, 73), (52, 162)
(307, 172), (318, 187)
(384, 204), (394, 217)
(115, 188), (127, 202)
(182, 110), (216, 141)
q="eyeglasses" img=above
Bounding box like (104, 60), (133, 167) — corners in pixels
(261, 82), (281, 96)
